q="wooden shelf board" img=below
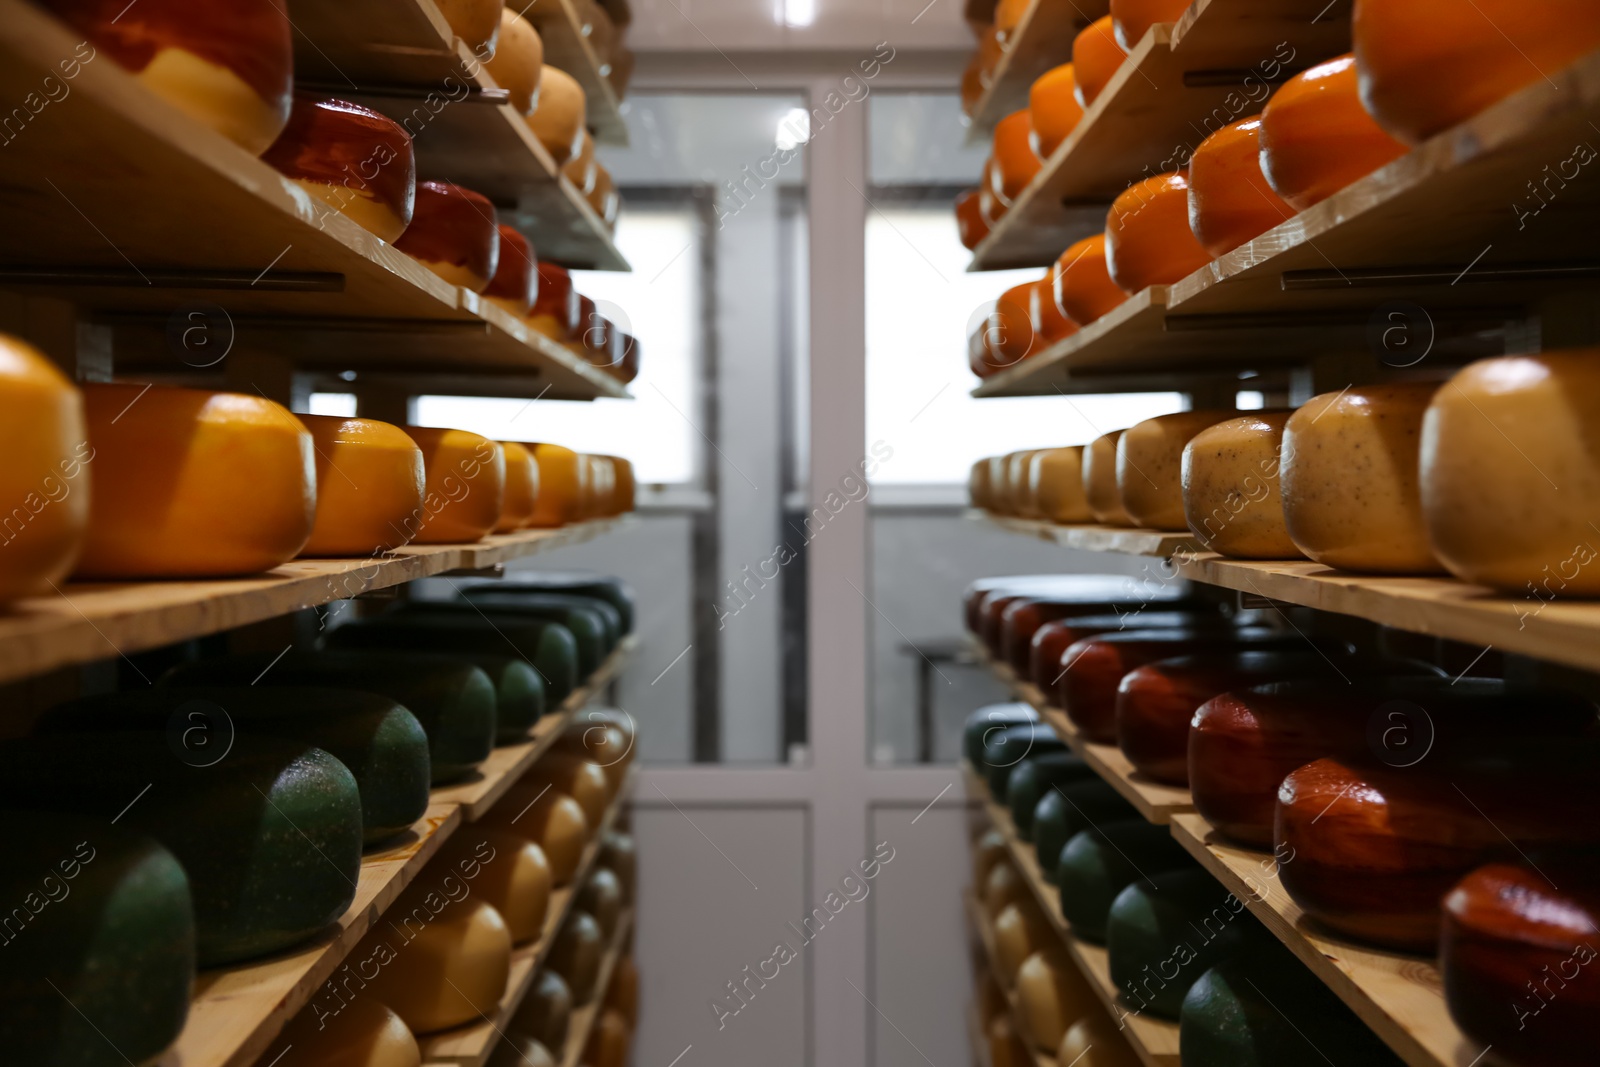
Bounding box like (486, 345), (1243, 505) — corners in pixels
(554, 907), (635, 1067)
(284, 0), (461, 88)
(1169, 814), (1482, 1067)
(963, 0), (1107, 141)
(0, 519), (628, 688)
(970, 512), (1198, 557)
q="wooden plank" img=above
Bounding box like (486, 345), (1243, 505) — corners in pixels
(964, 0), (1107, 141)
(554, 908), (635, 1067)
(972, 512), (1198, 558)
(1169, 814), (1483, 1067)
(534, 0), (630, 146)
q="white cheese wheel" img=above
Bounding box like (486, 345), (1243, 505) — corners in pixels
(363, 897), (511, 1034)
(1058, 1011), (1140, 1066)
(481, 788), (589, 886)
(1421, 352), (1600, 594)
(438, 828), (552, 945)
(993, 901), (1052, 986)
(483, 9), (544, 115)
(1016, 948), (1095, 1050)
(1181, 411), (1305, 559)
(1282, 383), (1445, 573)
(1031, 447), (1091, 524)
(1084, 431), (1132, 525)
(273, 997), (421, 1067)
(1118, 410), (1235, 530)
(526, 66), (587, 165)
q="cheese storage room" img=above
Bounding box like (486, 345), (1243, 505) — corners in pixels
(0, 1), (1597, 1066)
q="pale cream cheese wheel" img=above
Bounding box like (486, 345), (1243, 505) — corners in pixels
(970, 458), (994, 509)
(1084, 431), (1132, 525)
(1282, 383), (1445, 573)
(1421, 352), (1600, 595)
(1016, 948), (1095, 1050)
(483, 8), (544, 115)
(983, 861), (1028, 921)
(363, 897), (512, 1034)
(1031, 447), (1092, 524)
(1181, 411), (1305, 559)
(1008, 449), (1046, 518)
(1118, 410), (1235, 530)
(993, 900), (1052, 986)
(527, 66), (587, 165)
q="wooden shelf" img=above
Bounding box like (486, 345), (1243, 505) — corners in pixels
(970, 511), (1196, 558)
(1169, 814), (1481, 1067)
(0, 518), (629, 688)
(553, 907), (635, 1067)
(963, 0), (1107, 141)
(537, 0), (631, 147)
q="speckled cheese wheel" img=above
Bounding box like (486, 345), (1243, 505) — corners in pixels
(1084, 431), (1132, 525)
(1016, 948), (1095, 1050)
(994, 901), (1053, 986)
(362, 897), (511, 1034)
(1031, 447), (1092, 523)
(1118, 411), (1233, 530)
(1282, 383), (1445, 573)
(1058, 1012), (1141, 1066)
(1181, 411), (1304, 559)
(1420, 352), (1600, 594)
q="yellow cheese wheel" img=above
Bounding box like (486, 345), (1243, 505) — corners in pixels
(587, 165), (620, 230)
(527, 442), (582, 527)
(402, 426), (505, 543)
(604, 956), (639, 1027)
(1181, 411), (1305, 559)
(524, 752), (611, 828)
(577, 867), (624, 939)
(588, 456), (617, 519)
(496, 441), (540, 532)
(1117, 410), (1234, 530)
(583, 1009), (630, 1067)
(272, 997), (421, 1067)
(437, 827), (552, 945)
(1058, 1011), (1140, 1067)
(562, 130), (598, 195)
(983, 862), (1028, 921)
(299, 414), (426, 557)
(973, 827), (1008, 891)
(1282, 384), (1445, 573)
(599, 832), (636, 903)
(527, 66), (586, 165)
(988, 1014), (1031, 1067)
(487, 1035), (554, 1067)
(511, 969), (572, 1051)
(77, 384), (314, 578)
(363, 895), (512, 1034)
(437, 0), (503, 52)
(1031, 447), (1091, 523)
(1016, 948), (1094, 1050)
(556, 722), (632, 791)
(994, 900), (1052, 986)
(0, 337), (88, 599)
(549, 910), (604, 1002)
(608, 456), (635, 513)
(970, 458), (994, 510)
(1010, 449), (1046, 518)
(483, 8), (543, 115)
(482, 787), (589, 885)
(1084, 431), (1131, 526)
(1421, 352), (1600, 594)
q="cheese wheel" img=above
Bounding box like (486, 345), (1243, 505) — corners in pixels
(1029, 63), (1084, 159)
(1030, 277), (1077, 345)
(588, 164), (620, 230)
(484, 8), (544, 115)
(1059, 1012), (1140, 1067)
(1016, 948), (1095, 1050)
(1083, 430), (1132, 525)
(0, 338), (88, 599)
(1111, 0), (1190, 50)
(555, 723), (632, 791)
(604, 955), (639, 1027)
(1073, 16), (1127, 107)
(955, 189), (990, 249)
(1005, 449), (1043, 517)
(578, 868), (624, 940)
(995, 0), (1031, 43)
(481, 787), (589, 885)
(1052, 234), (1127, 326)
(261, 96), (416, 242)
(599, 831), (636, 903)
(970, 458), (994, 509)
(394, 181), (500, 292)
(991, 109), (1043, 202)
(50, 0), (293, 155)
(1260, 55), (1407, 211)
(485, 225), (539, 317)
(609, 456), (635, 512)
(487, 1036), (554, 1067)
(988, 1014), (1031, 1067)
(493, 441), (539, 533)
(1186, 117), (1293, 257)
(401, 426), (506, 543)
(550, 910), (604, 1002)
(529, 262), (580, 340)
(1029, 448), (1091, 524)
(974, 827), (1009, 891)
(298, 414), (425, 557)
(994, 900), (1052, 985)
(992, 283), (1042, 371)
(1027, 610), (1220, 690)
(1281, 383), (1445, 573)
(523, 752), (610, 830)
(77, 384), (314, 578)
(1181, 411), (1303, 559)
(527, 443), (582, 527)
(984, 862), (1028, 921)
(527, 66), (587, 165)
(978, 160), (1008, 227)
(1354, 0), (1600, 145)
(583, 1009), (630, 1067)
(436, 0), (502, 53)
(1420, 352), (1600, 594)
(975, 25), (1005, 92)
(273, 997), (420, 1067)
(511, 969), (572, 1051)
(563, 130), (598, 196)
(1106, 172), (1214, 292)
(362, 896), (511, 1033)
(1117, 410), (1232, 530)
(436, 827), (552, 945)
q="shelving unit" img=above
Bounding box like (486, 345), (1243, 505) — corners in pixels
(536, 0), (631, 146)
(553, 907), (636, 1067)
(963, 0), (1107, 141)
(963, 891), (1057, 1067)
(971, 512), (1196, 558)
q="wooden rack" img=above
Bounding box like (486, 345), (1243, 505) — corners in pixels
(536, 0), (631, 146)
(972, 512), (1196, 558)
(553, 907), (636, 1067)
(963, 0), (1108, 141)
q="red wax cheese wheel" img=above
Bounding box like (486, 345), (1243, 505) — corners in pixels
(956, 189), (991, 249)
(978, 575), (1166, 654)
(400, 425), (506, 544)
(1052, 235), (1128, 326)
(1260, 54), (1407, 211)
(1073, 16), (1127, 108)
(0, 337), (89, 598)
(395, 181), (501, 292)
(1028, 610), (1224, 692)
(1029, 63), (1084, 159)
(1106, 172), (1214, 292)
(1186, 116), (1293, 256)
(262, 96), (415, 243)
(1111, 0), (1190, 50)
(529, 262), (580, 341)
(298, 414), (426, 557)
(485, 225), (539, 315)
(1001, 592), (1209, 675)
(992, 109), (1044, 202)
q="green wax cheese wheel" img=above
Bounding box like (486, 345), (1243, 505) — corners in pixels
(326, 614), (579, 706)
(1031, 780), (1137, 885)
(162, 651), (496, 785)
(963, 703), (1038, 766)
(983, 723), (1068, 799)
(0, 811), (194, 1067)
(460, 655), (545, 744)
(1006, 753), (1095, 840)
(40, 686), (430, 845)
(1181, 938), (1405, 1066)
(390, 600), (606, 678)
(446, 592), (622, 653)
(464, 574), (635, 633)
(1107, 869), (1253, 1020)
(1058, 820), (1195, 944)
(0, 733), (361, 966)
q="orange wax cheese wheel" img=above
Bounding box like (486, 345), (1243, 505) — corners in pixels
(363, 895), (511, 1034)
(402, 426), (505, 543)
(1118, 410), (1234, 530)
(1354, 0), (1600, 145)
(527, 442), (582, 527)
(437, 0), (503, 53)
(978, 161), (1007, 227)
(577, 867), (624, 940)
(604, 956), (639, 1026)
(1111, 0), (1190, 50)
(984, 861), (1028, 920)
(483, 8), (543, 115)
(995, 0), (1032, 43)
(496, 441), (539, 532)
(584, 1009), (630, 1067)
(549, 910), (604, 1002)
(436, 826), (552, 945)
(1187, 116), (1293, 256)
(955, 188), (991, 249)
(0, 336), (89, 599)
(976, 25), (1005, 91)
(523, 752), (610, 829)
(299, 414), (425, 557)
(1073, 16), (1127, 108)
(511, 970), (572, 1051)
(77, 383), (314, 578)
(992, 283), (1041, 369)
(1282, 383), (1445, 573)
(1031, 447), (1092, 524)
(272, 996), (421, 1067)
(1029, 63), (1084, 159)
(1058, 1012), (1140, 1066)
(1260, 54), (1407, 211)
(994, 901), (1052, 986)
(527, 66), (586, 165)
(974, 827), (1008, 888)
(1106, 171), (1213, 292)
(1016, 948), (1094, 1050)
(992, 109), (1043, 202)
(1084, 430), (1132, 525)
(563, 130), (598, 195)
(482, 786), (589, 885)
(1030, 277), (1077, 344)
(1182, 411), (1304, 559)
(1052, 234), (1127, 326)
(1421, 352), (1600, 594)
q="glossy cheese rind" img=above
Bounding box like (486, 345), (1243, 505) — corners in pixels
(1118, 410), (1232, 530)
(1186, 117), (1292, 256)
(272, 997), (422, 1067)
(1029, 63), (1083, 159)
(402, 425), (506, 544)
(261, 96), (416, 242)
(0, 336), (89, 599)
(1052, 235), (1127, 326)
(1181, 411), (1302, 559)
(1015, 948), (1094, 1050)
(393, 182), (501, 292)
(481, 787), (589, 885)
(496, 440), (540, 531)
(1259, 54), (1407, 211)
(298, 413), (426, 557)
(1072, 16), (1127, 108)
(1105, 172), (1214, 292)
